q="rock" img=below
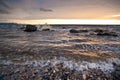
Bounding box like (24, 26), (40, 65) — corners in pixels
(112, 62), (117, 66)
(24, 25), (37, 32)
(20, 26), (25, 30)
(94, 29), (104, 33)
(79, 30), (88, 32)
(97, 32), (118, 36)
(69, 29), (79, 33)
(116, 70), (120, 75)
(82, 73), (87, 80)
(93, 29), (118, 36)
(69, 29), (88, 33)
(69, 39), (87, 42)
(42, 28), (50, 31)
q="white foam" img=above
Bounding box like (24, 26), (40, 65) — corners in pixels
(1, 57), (120, 73)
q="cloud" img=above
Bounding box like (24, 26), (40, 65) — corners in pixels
(111, 15), (120, 20)
(0, 0), (12, 14)
(0, 0), (11, 9)
(0, 0), (120, 21)
(0, 9), (10, 14)
(40, 8), (53, 12)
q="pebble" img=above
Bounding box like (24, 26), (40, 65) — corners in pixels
(0, 63), (120, 80)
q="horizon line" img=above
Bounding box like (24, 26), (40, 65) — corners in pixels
(0, 19), (120, 25)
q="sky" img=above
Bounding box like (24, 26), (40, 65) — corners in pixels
(0, 0), (120, 24)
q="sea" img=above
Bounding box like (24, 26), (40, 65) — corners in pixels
(0, 23), (120, 73)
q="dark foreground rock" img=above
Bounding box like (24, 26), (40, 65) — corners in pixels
(24, 25), (37, 32)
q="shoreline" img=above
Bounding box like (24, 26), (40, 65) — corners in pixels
(0, 57), (120, 80)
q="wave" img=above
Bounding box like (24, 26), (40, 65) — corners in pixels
(1, 57), (120, 74)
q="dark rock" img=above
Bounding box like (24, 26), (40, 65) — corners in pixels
(69, 29), (80, 33)
(42, 28), (50, 31)
(24, 25), (37, 32)
(69, 39), (87, 42)
(69, 29), (88, 33)
(79, 30), (88, 32)
(116, 71), (120, 75)
(94, 29), (104, 33)
(20, 26), (25, 30)
(93, 29), (118, 36)
(97, 32), (118, 36)
(112, 62), (117, 66)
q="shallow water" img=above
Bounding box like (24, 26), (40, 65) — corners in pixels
(0, 24), (120, 72)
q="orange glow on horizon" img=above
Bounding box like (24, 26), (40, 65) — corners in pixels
(9, 19), (120, 25)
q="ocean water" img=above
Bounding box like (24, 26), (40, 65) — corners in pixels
(0, 24), (120, 72)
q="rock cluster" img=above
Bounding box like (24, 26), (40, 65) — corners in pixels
(93, 29), (118, 36)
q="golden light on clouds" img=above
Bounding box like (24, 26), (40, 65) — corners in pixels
(0, 0), (120, 25)
(112, 14), (120, 17)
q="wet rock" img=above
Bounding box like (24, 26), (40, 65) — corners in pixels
(97, 32), (118, 36)
(24, 25), (37, 32)
(93, 29), (118, 37)
(116, 71), (120, 75)
(69, 39), (87, 42)
(69, 29), (79, 33)
(69, 29), (88, 33)
(115, 66), (120, 77)
(42, 28), (50, 31)
(82, 73), (87, 80)
(20, 26), (25, 30)
(79, 30), (88, 32)
(94, 29), (104, 33)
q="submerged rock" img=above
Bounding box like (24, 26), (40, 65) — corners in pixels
(20, 26), (25, 30)
(97, 32), (118, 36)
(94, 29), (104, 33)
(69, 29), (88, 33)
(79, 30), (88, 32)
(69, 29), (79, 33)
(24, 25), (37, 32)
(42, 28), (50, 31)
(92, 29), (118, 37)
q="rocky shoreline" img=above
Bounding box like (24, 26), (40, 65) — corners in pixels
(0, 57), (120, 80)
(0, 62), (120, 80)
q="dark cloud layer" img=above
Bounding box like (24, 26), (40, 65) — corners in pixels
(0, 9), (9, 14)
(0, 0), (11, 14)
(40, 8), (53, 12)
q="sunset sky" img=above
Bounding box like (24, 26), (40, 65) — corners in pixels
(0, 0), (120, 24)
